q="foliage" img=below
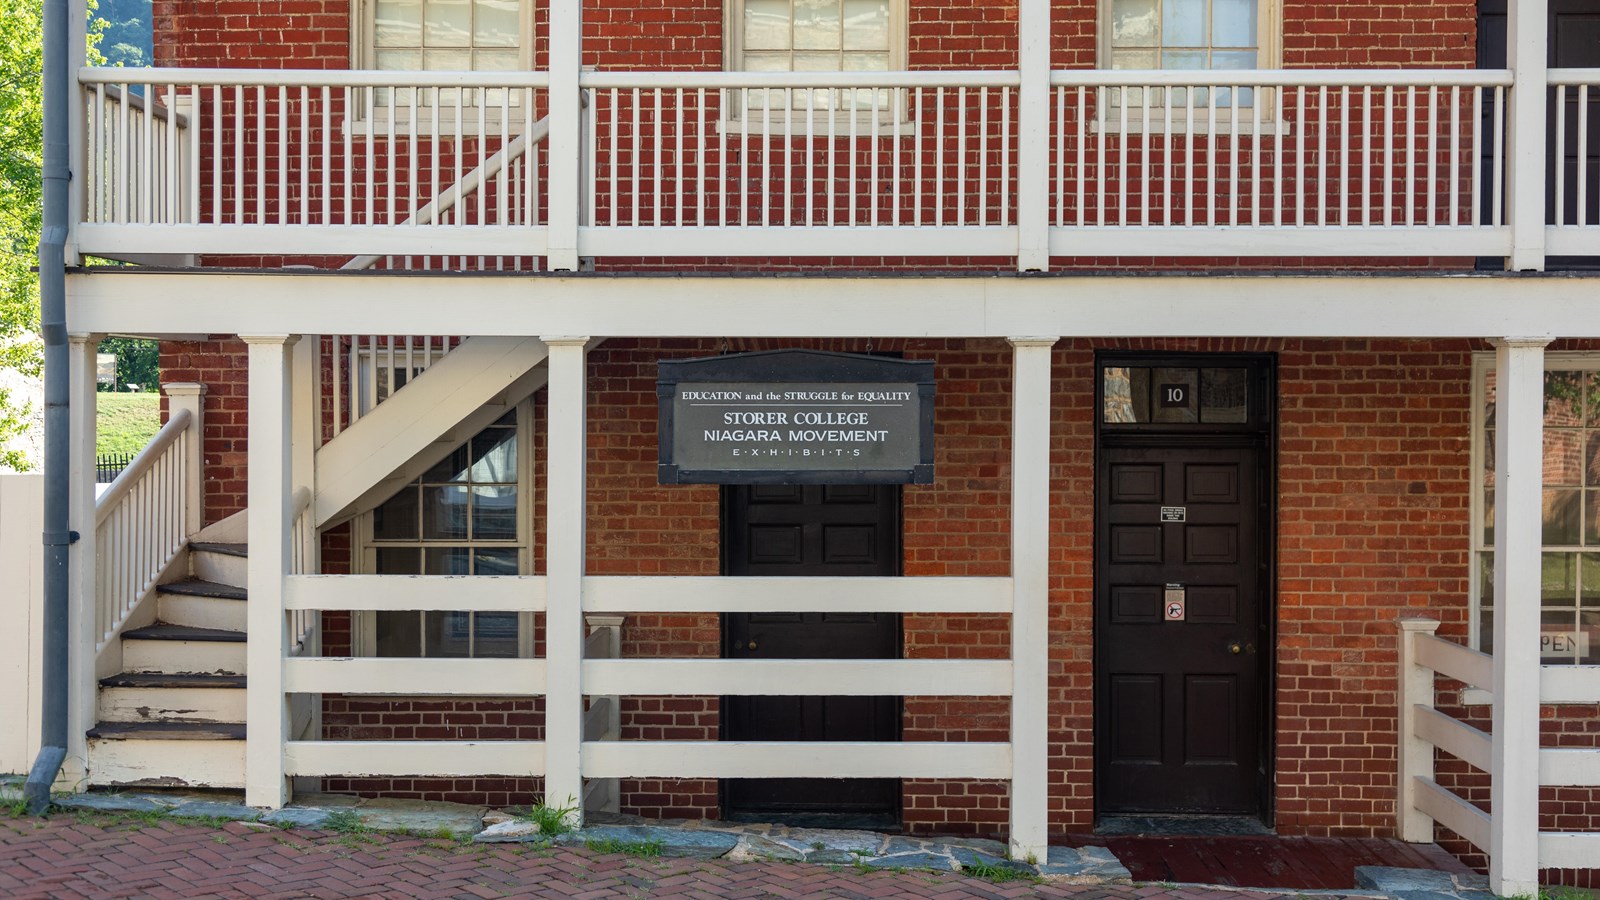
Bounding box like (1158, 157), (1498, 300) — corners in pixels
(584, 837), (663, 858)
(98, 337), (159, 390)
(958, 858), (1040, 883)
(94, 392), (159, 455)
(517, 798), (579, 837)
(95, 0), (151, 68)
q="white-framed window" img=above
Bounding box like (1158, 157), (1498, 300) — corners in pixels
(351, 0), (532, 123)
(724, 0), (907, 116)
(1099, 0), (1279, 108)
(1471, 353), (1600, 666)
(354, 402), (535, 658)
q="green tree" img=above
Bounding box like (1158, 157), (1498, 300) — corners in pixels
(97, 337), (158, 391)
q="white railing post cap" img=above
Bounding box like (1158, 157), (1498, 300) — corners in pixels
(161, 382), (208, 397)
(1398, 618), (1441, 633)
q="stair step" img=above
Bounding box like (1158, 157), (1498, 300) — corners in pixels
(87, 721), (247, 741)
(158, 580), (247, 602)
(189, 541), (248, 558)
(99, 673), (247, 690)
(123, 624), (246, 643)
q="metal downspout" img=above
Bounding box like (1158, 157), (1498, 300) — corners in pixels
(25, 0), (74, 812)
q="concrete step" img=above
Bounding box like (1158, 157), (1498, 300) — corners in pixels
(98, 673), (247, 725)
(189, 543), (247, 586)
(121, 624), (247, 676)
(157, 581), (247, 632)
(86, 722), (246, 789)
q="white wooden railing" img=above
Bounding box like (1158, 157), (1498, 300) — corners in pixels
(323, 335), (464, 437)
(1397, 619), (1600, 878)
(92, 406), (198, 648)
(582, 614), (624, 815)
(75, 66), (1600, 267)
(287, 487), (318, 657)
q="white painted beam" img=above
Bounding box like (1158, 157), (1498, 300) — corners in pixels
(1505, 0), (1549, 271)
(581, 660), (1012, 697)
(313, 337), (549, 528)
(284, 741), (545, 777)
(545, 0), (580, 269)
(543, 337), (588, 824)
(76, 224), (550, 258)
(1414, 776), (1492, 854)
(283, 658), (547, 696)
(243, 334), (295, 809)
(1008, 337), (1054, 862)
(284, 575), (547, 612)
(1015, 1), (1050, 271)
(581, 741), (1011, 780)
(1414, 705), (1492, 773)
(1489, 337), (1549, 896)
(1414, 632), (1494, 693)
(1540, 665), (1600, 703)
(579, 226), (1018, 258)
(582, 576), (1012, 614)
(1538, 748), (1600, 787)
(1539, 832), (1600, 870)
(1049, 226), (1510, 258)
(68, 272), (1600, 340)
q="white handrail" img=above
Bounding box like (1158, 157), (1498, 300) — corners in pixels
(95, 408), (190, 522)
(79, 67), (553, 88)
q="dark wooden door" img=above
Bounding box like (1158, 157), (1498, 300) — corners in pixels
(722, 484), (901, 823)
(1096, 444), (1266, 815)
(1479, 0), (1600, 265)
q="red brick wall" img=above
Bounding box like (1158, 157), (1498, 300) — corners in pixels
(158, 337), (251, 524)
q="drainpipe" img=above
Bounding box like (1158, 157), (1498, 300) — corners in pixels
(25, 0), (73, 813)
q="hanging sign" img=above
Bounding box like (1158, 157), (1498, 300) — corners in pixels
(658, 349), (935, 485)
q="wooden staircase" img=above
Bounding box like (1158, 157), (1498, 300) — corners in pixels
(87, 542), (249, 788)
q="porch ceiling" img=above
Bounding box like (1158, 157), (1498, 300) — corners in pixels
(66, 269), (1600, 340)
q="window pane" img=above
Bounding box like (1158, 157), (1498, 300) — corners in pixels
(745, 0), (791, 50)
(375, 547), (421, 574)
(1544, 552), (1578, 605)
(1545, 489), (1582, 545)
(1546, 371), (1584, 426)
(424, 447), (470, 483)
(1111, 0), (1157, 47)
(1150, 367), (1199, 424)
(1484, 428), (1496, 488)
(472, 49), (519, 71)
(1163, 49), (1207, 70)
(794, 52), (841, 72)
(1103, 367), (1139, 423)
(424, 0), (471, 46)
(794, 0), (841, 50)
(376, 49), (423, 70)
(1483, 489), (1495, 545)
(1479, 552), (1494, 607)
(1484, 368), (1498, 429)
(1211, 0), (1256, 46)
(841, 52), (890, 72)
(1200, 368), (1248, 423)
(425, 546), (471, 574)
(1111, 49), (1157, 70)
(743, 52), (790, 73)
(470, 428), (518, 482)
(842, 0), (889, 50)
(423, 484), (470, 539)
(476, 547), (520, 576)
(1542, 608), (1582, 663)
(472, 485), (518, 540)
(1546, 429), (1584, 486)
(1588, 373), (1600, 427)
(376, 0), (422, 47)
(1479, 606), (1495, 654)
(376, 611), (422, 656)
(373, 487), (420, 540)
(1587, 433), (1600, 486)
(426, 611), (473, 657)
(474, 612), (520, 658)
(423, 48), (472, 70)
(1162, 0), (1206, 47)
(473, 0), (518, 47)
(1589, 491), (1600, 546)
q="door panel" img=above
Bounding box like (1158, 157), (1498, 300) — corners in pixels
(1097, 445), (1265, 815)
(722, 484), (901, 821)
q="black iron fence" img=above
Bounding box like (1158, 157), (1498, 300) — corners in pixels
(96, 452), (136, 483)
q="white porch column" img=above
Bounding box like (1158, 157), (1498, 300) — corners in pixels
(543, 336), (590, 820)
(1015, 0), (1051, 272)
(243, 334), (296, 809)
(1488, 336), (1549, 894)
(545, 0), (582, 271)
(1506, 0), (1548, 271)
(162, 382), (207, 538)
(1008, 336), (1056, 861)
(63, 333), (102, 788)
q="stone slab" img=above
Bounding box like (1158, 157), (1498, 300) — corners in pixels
(167, 801), (261, 822)
(1038, 844), (1132, 880)
(557, 825), (739, 860)
(473, 820), (545, 844)
(728, 834), (805, 863)
(351, 797), (486, 836)
(54, 793), (164, 814)
(867, 852), (955, 871)
(260, 808), (336, 829)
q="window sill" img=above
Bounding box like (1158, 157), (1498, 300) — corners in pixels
(1088, 117), (1291, 137)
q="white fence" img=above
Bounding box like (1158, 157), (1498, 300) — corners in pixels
(0, 475), (44, 776)
(1397, 619), (1600, 878)
(74, 66), (1600, 268)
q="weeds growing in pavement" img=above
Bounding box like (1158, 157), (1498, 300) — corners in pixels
(517, 797), (579, 837)
(585, 837), (664, 858)
(959, 858), (1041, 884)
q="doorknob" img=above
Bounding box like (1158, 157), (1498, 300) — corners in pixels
(1227, 641), (1243, 655)
(746, 640), (759, 651)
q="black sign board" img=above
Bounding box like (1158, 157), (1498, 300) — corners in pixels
(658, 350), (935, 485)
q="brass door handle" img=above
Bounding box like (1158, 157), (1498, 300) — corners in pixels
(746, 640), (758, 651)
(1228, 641), (1243, 655)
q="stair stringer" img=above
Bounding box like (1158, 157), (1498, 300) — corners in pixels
(313, 336), (550, 529)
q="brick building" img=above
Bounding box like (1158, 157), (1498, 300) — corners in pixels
(41, 0), (1600, 892)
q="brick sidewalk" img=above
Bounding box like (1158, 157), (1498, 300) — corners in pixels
(0, 812), (1334, 899)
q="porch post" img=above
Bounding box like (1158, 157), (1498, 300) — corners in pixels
(64, 333), (102, 787)
(545, 0), (582, 271)
(1505, 0), (1548, 271)
(243, 334), (296, 809)
(1015, 0), (1051, 272)
(1488, 336), (1549, 894)
(162, 382), (207, 538)
(543, 336), (590, 821)
(1008, 336), (1056, 861)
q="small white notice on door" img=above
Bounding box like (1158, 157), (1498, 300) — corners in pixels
(1160, 507), (1186, 523)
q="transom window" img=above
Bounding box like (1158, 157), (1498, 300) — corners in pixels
(1102, 366), (1250, 425)
(1473, 355), (1600, 665)
(362, 407), (530, 659)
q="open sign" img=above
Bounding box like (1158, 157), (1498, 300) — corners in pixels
(1540, 631), (1591, 659)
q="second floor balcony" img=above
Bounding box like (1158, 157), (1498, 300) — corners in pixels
(73, 64), (1600, 273)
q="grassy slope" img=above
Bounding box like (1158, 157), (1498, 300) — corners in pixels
(96, 393), (161, 457)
